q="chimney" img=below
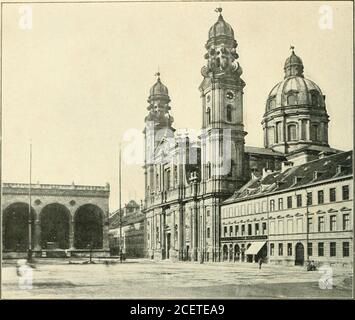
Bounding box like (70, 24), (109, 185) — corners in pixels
(281, 161), (293, 173)
(262, 168), (274, 179)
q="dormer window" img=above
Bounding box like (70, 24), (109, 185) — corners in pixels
(287, 92), (298, 105)
(268, 98), (276, 111)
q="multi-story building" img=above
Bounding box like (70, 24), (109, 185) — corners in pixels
(222, 151), (353, 266)
(142, 8), (353, 265)
(109, 200), (145, 258)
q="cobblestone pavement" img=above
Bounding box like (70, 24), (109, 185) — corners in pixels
(1, 259), (352, 299)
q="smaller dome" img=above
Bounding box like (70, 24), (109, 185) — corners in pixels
(150, 76), (169, 97)
(208, 14), (234, 40)
(284, 48), (304, 78)
(284, 51), (303, 68)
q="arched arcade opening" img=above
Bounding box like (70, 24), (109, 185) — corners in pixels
(40, 203), (70, 249)
(3, 203), (35, 251)
(74, 204), (103, 249)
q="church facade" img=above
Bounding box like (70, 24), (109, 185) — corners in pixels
(142, 9), (352, 264)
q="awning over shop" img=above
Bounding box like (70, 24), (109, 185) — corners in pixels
(245, 241), (266, 255)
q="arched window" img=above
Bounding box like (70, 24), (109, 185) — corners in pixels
(276, 122), (282, 143)
(226, 105), (233, 122)
(311, 124), (320, 141)
(206, 107), (211, 124)
(287, 93), (298, 105)
(287, 124), (298, 141)
(207, 162), (211, 179)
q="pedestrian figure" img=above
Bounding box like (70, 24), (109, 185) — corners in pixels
(258, 257), (263, 269)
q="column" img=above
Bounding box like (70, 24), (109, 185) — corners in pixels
(69, 210), (75, 250)
(178, 204), (184, 261)
(34, 218), (41, 251)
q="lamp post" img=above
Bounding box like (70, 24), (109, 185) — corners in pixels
(27, 142), (33, 262)
(119, 144), (123, 263)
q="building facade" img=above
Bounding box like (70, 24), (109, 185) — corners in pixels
(221, 151), (353, 266)
(2, 182), (110, 258)
(143, 9), (353, 265)
(109, 200), (145, 258)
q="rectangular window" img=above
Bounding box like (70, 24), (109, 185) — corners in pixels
(318, 216), (325, 232)
(330, 242), (336, 257)
(207, 210), (210, 217)
(318, 242), (324, 256)
(296, 218), (303, 233)
(318, 190), (324, 204)
(235, 225), (239, 236)
(270, 221), (275, 234)
(343, 214), (350, 230)
(270, 200), (275, 212)
(229, 226), (233, 237)
(224, 226), (227, 237)
(262, 222), (267, 235)
(307, 192), (312, 206)
(287, 219), (293, 233)
(329, 188), (336, 202)
(287, 243), (292, 256)
(287, 196), (292, 209)
(343, 242), (349, 257)
(241, 225), (245, 236)
(278, 243), (283, 256)
(296, 194), (302, 207)
(307, 243), (313, 256)
(248, 224), (252, 236)
(255, 223), (259, 235)
(270, 243), (275, 256)
(342, 185), (349, 200)
(307, 217), (313, 232)
(278, 220), (284, 234)
(330, 215), (336, 231)
(207, 227), (211, 238)
(278, 198), (283, 211)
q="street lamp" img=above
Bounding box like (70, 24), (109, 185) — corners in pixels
(27, 142), (33, 263)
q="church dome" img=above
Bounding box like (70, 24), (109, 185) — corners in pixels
(265, 49), (325, 113)
(208, 13), (234, 40)
(149, 76), (169, 97)
(262, 48), (330, 155)
(148, 73), (170, 104)
(266, 76), (325, 111)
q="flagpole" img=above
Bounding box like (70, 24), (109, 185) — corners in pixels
(28, 141), (32, 262)
(119, 144), (123, 263)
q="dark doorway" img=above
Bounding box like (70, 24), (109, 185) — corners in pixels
(74, 204), (103, 249)
(186, 245), (190, 261)
(166, 233), (171, 259)
(234, 244), (240, 262)
(295, 243), (305, 266)
(223, 244), (228, 261)
(41, 204), (70, 249)
(3, 203), (35, 251)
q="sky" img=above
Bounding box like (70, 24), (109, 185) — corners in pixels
(2, 1), (353, 211)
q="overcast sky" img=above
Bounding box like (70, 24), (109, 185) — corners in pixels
(2, 1), (353, 210)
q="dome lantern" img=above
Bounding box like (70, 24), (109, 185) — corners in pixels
(284, 46), (304, 78)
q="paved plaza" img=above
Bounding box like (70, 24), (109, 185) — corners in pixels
(1, 259), (352, 299)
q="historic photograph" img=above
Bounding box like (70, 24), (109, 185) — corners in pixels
(0, 1), (353, 299)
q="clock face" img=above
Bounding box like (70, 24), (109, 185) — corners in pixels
(226, 91), (234, 100)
